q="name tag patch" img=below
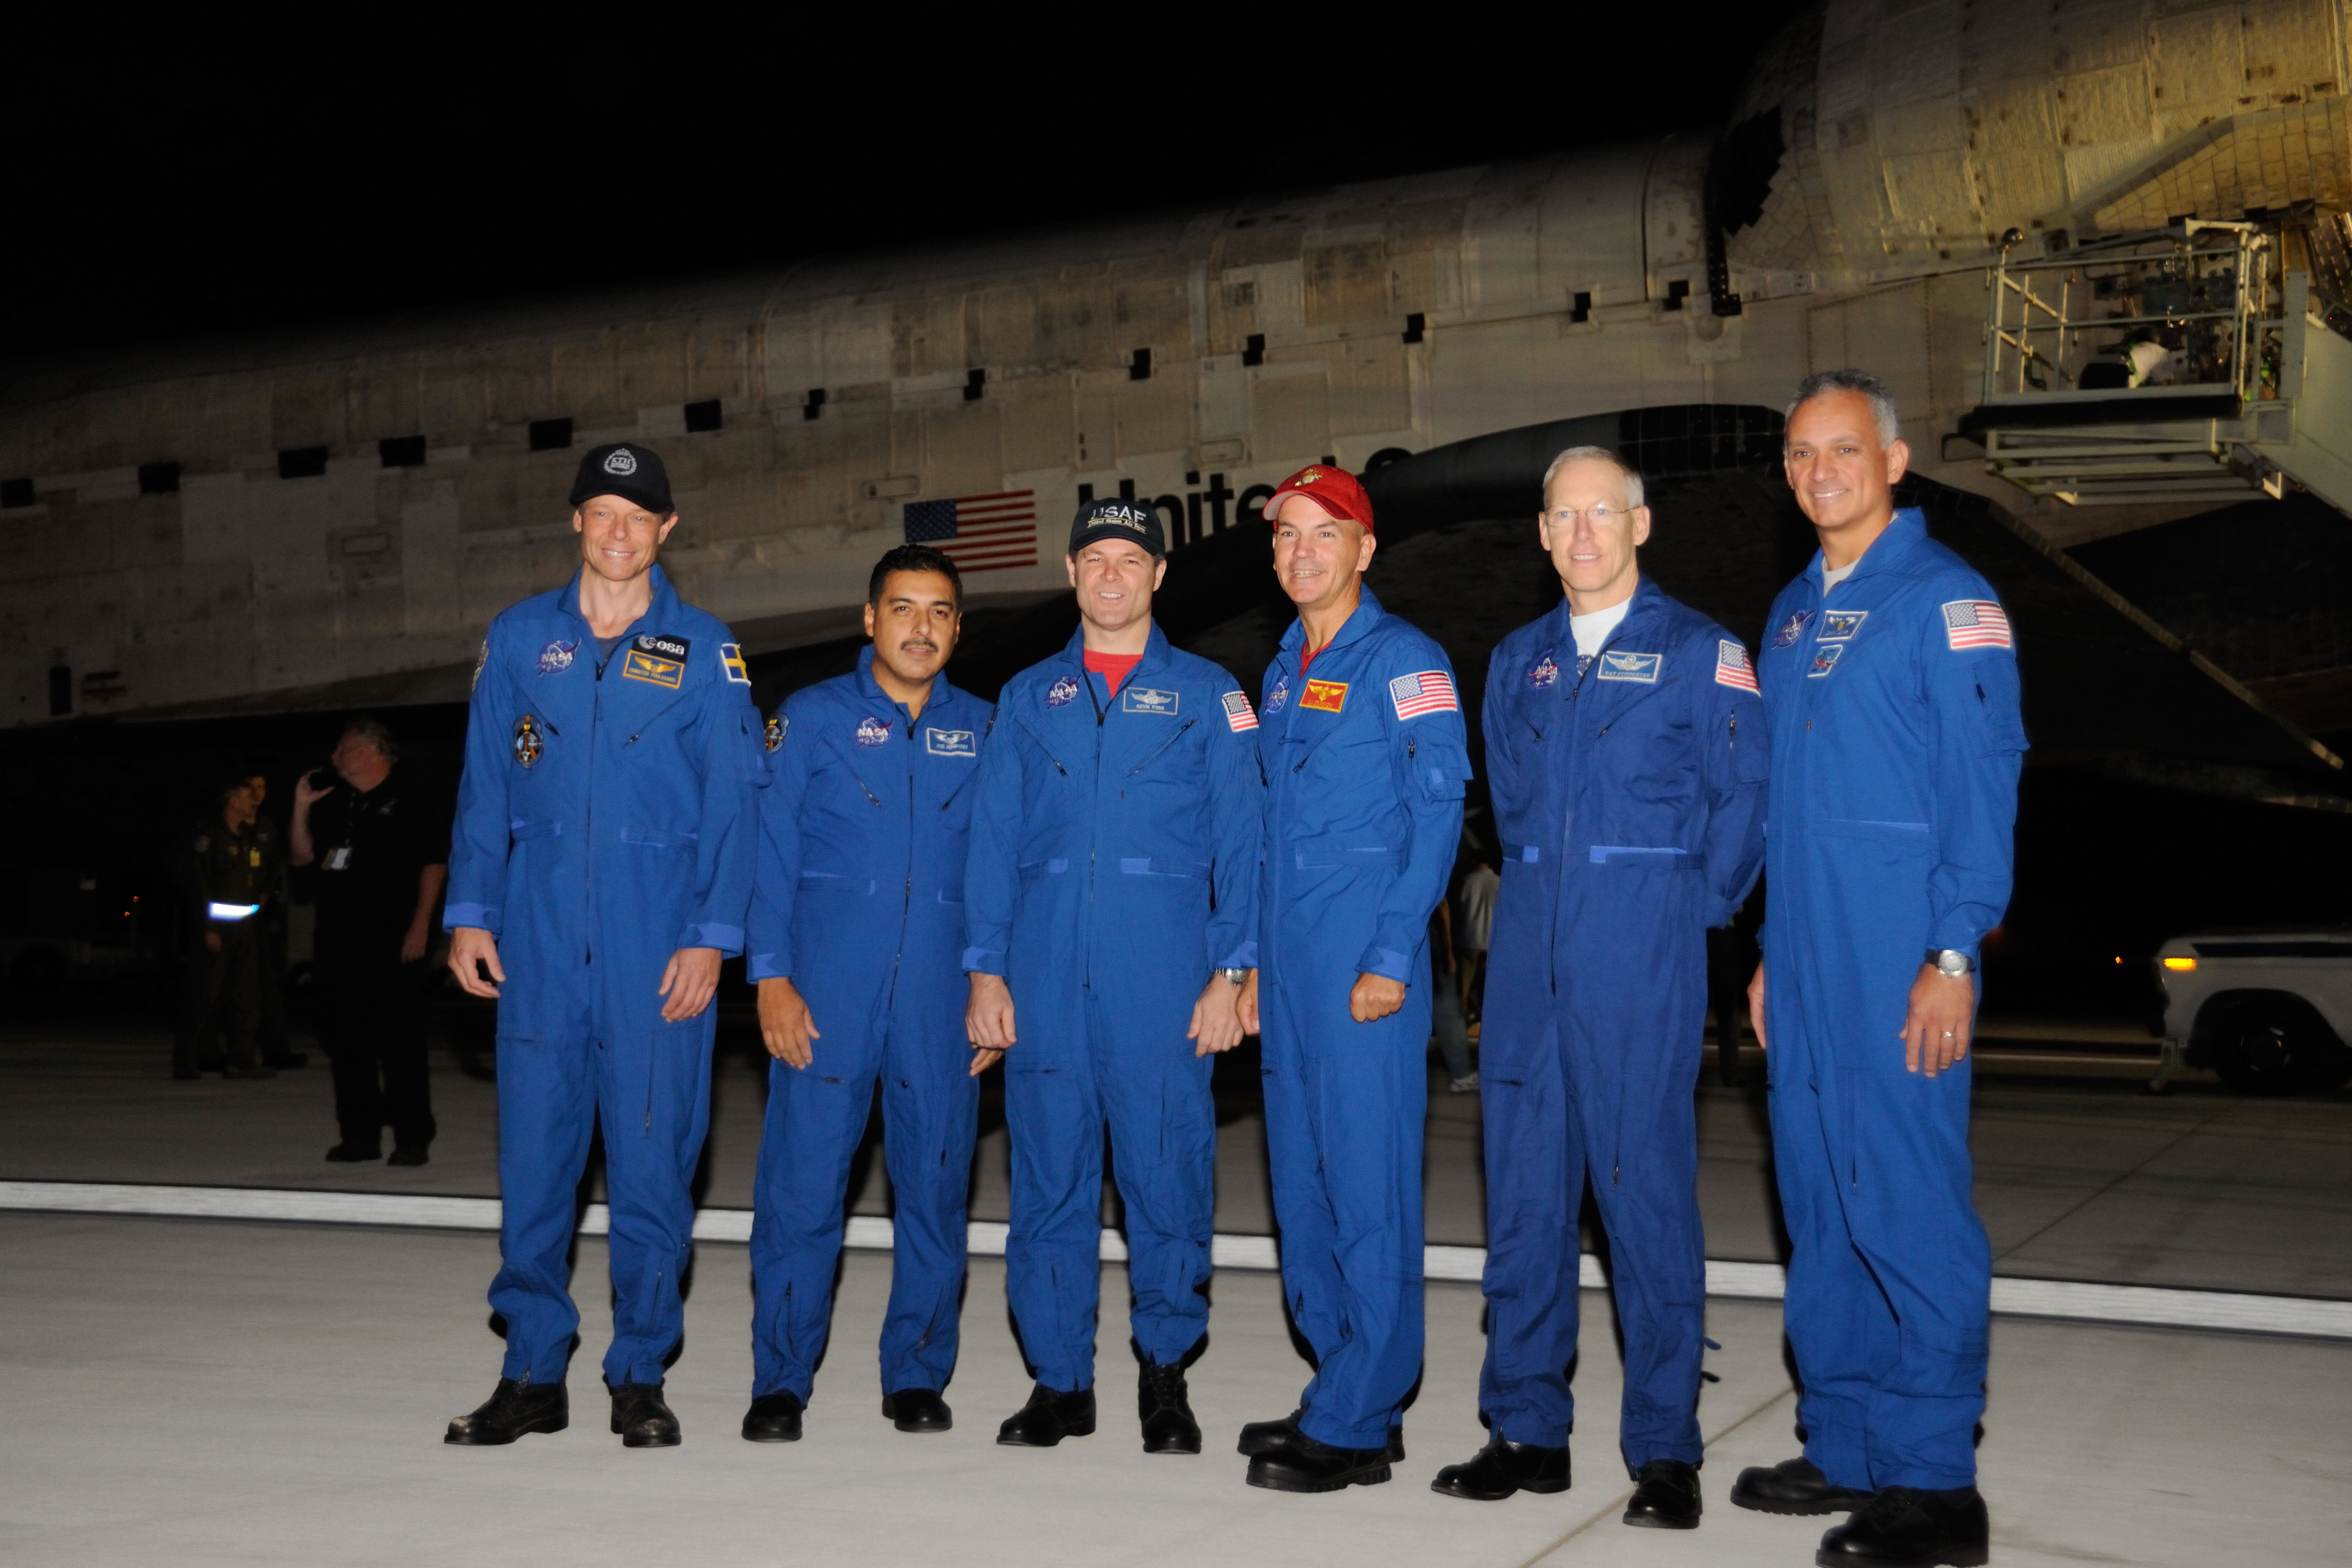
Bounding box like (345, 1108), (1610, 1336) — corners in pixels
(1122, 686), (1178, 716)
(1300, 679), (1348, 713)
(1808, 644), (1845, 678)
(925, 727), (977, 757)
(1596, 651), (1661, 683)
(622, 650), (685, 689)
(1818, 610), (1869, 641)
(719, 642), (750, 684)
(1046, 675), (1080, 708)
(1772, 610), (1815, 649)
(855, 716), (891, 747)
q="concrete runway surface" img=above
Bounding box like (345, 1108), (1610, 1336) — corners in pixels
(4, 1216), (2347, 1568)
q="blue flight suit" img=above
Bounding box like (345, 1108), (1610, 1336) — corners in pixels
(1256, 587), (1471, 1450)
(1477, 578), (1768, 1468)
(446, 564), (764, 1390)
(1756, 509), (2026, 1492)
(745, 650), (991, 1404)
(962, 624), (1261, 1393)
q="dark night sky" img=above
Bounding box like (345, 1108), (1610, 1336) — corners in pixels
(9, 8), (1808, 360)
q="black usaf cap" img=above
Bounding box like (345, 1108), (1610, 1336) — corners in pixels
(1068, 497), (1164, 558)
(570, 443), (674, 516)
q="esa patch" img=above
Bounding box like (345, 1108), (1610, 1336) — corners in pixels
(1596, 650), (1661, 683)
(1222, 691), (1258, 732)
(1389, 670), (1459, 719)
(719, 643), (749, 684)
(1300, 679), (1348, 713)
(622, 649), (685, 689)
(536, 638), (576, 676)
(926, 727), (977, 757)
(1046, 674), (1080, 708)
(1262, 676), (1290, 715)
(1122, 686), (1178, 716)
(764, 714), (786, 752)
(1715, 640), (1759, 692)
(1772, 609), (1816, 649)
(1526, 651), (1559, 689)
(1808, 643), (1845, 678)
(1943, 599), (2013, 651)
(1818, 610), (1869, 642)
(855, 716), (891, 748)
(634, 633), (691, 663)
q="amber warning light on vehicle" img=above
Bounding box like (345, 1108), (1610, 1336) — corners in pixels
(2163, 957), (2198, 972)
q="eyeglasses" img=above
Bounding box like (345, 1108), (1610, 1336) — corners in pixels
(1546, 504), (1637, 528)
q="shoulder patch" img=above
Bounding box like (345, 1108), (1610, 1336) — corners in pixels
(1715, 640), (1759, 692)
(719, 643), (750, 684)
(1942, 600), (2013, 651)
(471, 638), (488, 691)
(1222, 690), (1258, 732)
(1388, 669), (1458, 719)
(1596, 650), (1661, 683)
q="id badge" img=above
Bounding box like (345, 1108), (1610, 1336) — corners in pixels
(325, 846), (352, 871)
(248, 848), (262, 868)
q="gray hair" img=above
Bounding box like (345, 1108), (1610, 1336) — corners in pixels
(1787, 369), (1901, 446)
(341, 716), (400, 763)
(1539, 445), (1645, 509)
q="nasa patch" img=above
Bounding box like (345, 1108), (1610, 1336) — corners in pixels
(1526, 651), (1559, 690)
(1818, 610), (1869, 642)
(1121, 686), (1178, 716)
(855, 716), (891, 748)
(1808, 644), (1845, 678)
(1772, 609), (1816, 649)
(1046, 674), (1081, 709)
(1596, 651), (1661, 683)
(536, 638), (577, 676)
(925, 728), (977, 757)
(1263, 676), (1290, 715)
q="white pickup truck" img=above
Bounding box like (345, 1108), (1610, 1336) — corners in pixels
(2153, 928), (2352, 1094)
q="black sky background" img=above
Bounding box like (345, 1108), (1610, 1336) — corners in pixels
(8, 8), (1808, 361)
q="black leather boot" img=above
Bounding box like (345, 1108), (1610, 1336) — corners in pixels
(742, 1390), (803, 1442)
(996, 1382), (1096, 1447)
(1237, 1409), (1405, 1461)
(1731, 1456), (1876, 1516)
(1816, 1486), (1989, 1567)
(1622, 1458), (1701, 1528)
(609, 1382), (681, 1447)
(882, 1388), (952, 1433)
(1249, 1432), (1394, 1493)
(1138, 1362), (1201, 1454)
(1430, 1438), (1570, 1501)
(444, 1377), (568, 1445)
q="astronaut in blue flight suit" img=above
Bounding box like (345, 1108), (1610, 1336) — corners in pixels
(1234, 465), (1472, 1494)
(1732, 373), (2022, 1568)
(1432, 447), (1767, 1527)
(738, 546), (994, 1444)
(962, 499), (1262, 1455)
(442, 443), (763, 1452)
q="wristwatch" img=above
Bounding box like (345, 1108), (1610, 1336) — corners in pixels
(1217, 967), (1251, 985)
(1926, 949), (1973, 978)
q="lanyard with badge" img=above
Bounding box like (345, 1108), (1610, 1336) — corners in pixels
(325, 784), (354, 872)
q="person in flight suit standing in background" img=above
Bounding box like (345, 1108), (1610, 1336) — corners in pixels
(1430, 446), (1768, 1526)
(1236, 465), (1472, 1494)
(440, 442), (764, 1452)
(963, 498), (1262, 1456)
(1736, 371), (2024, 1568)
(739, 544), (994, 1444)
(170, 769), (285, 1080)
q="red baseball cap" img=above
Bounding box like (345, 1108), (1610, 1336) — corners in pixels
(1262, 464), (1374, 532)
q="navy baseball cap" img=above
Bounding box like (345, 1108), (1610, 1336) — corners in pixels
(1067, 497), (1164, 558)
(570, 442), (674, 515)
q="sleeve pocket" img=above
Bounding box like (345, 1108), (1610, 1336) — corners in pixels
(1411, 738), (1472, 802)
(1970, 659), (2030, 757)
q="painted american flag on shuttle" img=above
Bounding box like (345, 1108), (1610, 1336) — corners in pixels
(903, 490), (1038, 571)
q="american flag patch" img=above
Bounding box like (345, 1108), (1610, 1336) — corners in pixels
(1389, 669), (1459, 720)
(902, 490), (1038, 572)
(1943, 600), (2013, 651)
(1715, 640), (1759, 693)
(1222, 690), (1258, 732)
